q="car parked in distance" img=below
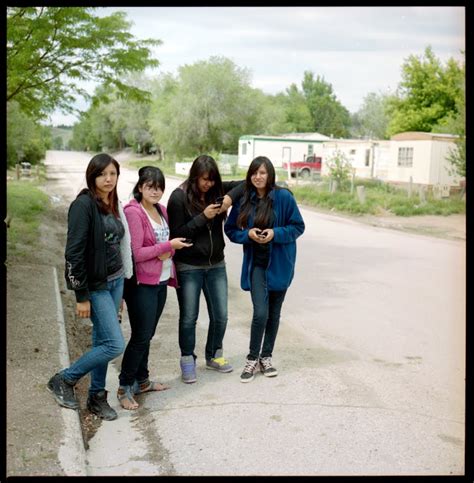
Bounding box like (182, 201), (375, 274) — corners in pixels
(282, 155), (322, 178)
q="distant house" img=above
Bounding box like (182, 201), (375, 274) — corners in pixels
(238, 132), (331, 168)
(387, 132), (462, 187)
(238, 131), (463, 188)
(321, 139), (391, 180)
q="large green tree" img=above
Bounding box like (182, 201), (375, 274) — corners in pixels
(7, 7), (161, 120)
(301, 72), (351, 137)
(149, 57), (264, 157)
(385, 46), (464, 137)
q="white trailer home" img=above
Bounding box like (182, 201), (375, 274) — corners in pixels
(238, 133), (331, 168)
(321, 139), (391, 180)
(387, 132), (462, 187)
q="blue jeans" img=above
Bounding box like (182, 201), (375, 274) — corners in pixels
(62, 277), (125, 395)
(248, 266), (287, 359)
(176, 265), (228, 361)
(119, 282), (167, 386)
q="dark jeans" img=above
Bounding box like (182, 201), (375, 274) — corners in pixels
(119, 282), (167, 386)
(176, 265), (228, 361)
(248, 265), (287, 359)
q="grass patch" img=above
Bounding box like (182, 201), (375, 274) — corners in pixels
(6, 180), (50, 259)
(291, 180), (465, 217)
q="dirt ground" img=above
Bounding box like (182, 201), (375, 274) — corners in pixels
(6, 188), (466, 452)
(7, 201), (103, 449)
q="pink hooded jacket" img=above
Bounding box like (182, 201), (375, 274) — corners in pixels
(124, 198), (178, 287)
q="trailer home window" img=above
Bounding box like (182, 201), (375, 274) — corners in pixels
(241, 143), (247, 155)
(308, 144), (314, 156)
(397, 147), (413, 167)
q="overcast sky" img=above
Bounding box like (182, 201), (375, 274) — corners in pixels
(48, 6), (465, 126)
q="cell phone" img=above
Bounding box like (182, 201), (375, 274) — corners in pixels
(255, 229), (266, 238)
(215, 196), (225, 205)
(184, 238), (193, 244)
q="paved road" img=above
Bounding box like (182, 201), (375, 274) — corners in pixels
(44, 150), (465, 476)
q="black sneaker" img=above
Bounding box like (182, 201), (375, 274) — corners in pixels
(87, 390), (118, 421)
(47, 372), (79, 409)
(240, 358), (259, 383)
(259, 357), (278, 377)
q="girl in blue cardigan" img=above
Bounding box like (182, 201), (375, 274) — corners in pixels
(224, 156), (305, 382)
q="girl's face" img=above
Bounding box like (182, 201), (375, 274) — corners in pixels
(139, 182), (163, 205)
(95, 163), (118, 199)
(197, 172), (215, 194)
(251, 164), (268, 192)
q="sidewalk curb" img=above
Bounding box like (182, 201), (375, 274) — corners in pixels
(52, 266), (89, 476)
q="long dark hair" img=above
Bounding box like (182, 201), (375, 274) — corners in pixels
(81, 153), (120, 217)
(180, 155), (224, 214)
(237, 156), (277, 229)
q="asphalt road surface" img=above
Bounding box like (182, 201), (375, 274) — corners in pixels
(44, 150), (465, 476)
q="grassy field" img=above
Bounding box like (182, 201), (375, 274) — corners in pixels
(6, 180), (50, 259)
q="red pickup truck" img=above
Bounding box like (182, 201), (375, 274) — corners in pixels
(282, 155), (322, 178)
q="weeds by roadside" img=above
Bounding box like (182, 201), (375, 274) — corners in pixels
(290, 181), (465, 217)
(6, 181), (50, 259)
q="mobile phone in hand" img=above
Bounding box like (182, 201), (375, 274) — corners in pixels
(184, 238), (193, 244)
(215, 196), (225, 206)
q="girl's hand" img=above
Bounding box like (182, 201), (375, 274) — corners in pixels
(218, 195), (232, 214)
(170, 237), (193, 250)
(249, 227), (266, 243)
(259, 228), (274, 243)
(76, 300), (91, 318)
(203, 203), (222, 219)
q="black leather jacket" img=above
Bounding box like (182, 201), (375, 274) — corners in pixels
(64, 191), (108, 302)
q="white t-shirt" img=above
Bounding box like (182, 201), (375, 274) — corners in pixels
(142, 206), (171, 283)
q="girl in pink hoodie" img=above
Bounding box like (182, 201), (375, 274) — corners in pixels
(118, 166), (191, 410)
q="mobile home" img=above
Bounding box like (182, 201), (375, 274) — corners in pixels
(321, 139), (391, 180)
(388, 132), (462, 187)
(238, 133), (331, 168)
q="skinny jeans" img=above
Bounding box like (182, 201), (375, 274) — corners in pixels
(176, 265), (228, 361)
(119, 281), (167, 386)
(248, 266), (287, 359)
(62, 277), (125, 396)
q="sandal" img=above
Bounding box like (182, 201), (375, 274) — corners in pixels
(117, 385), (139, 410)
(133, 379), (170, 395)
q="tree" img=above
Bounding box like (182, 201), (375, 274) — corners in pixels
(52, 135), (64, 150)
(434, 81), (466, 178)
(301, 72), (351, 138)
(7, 7), (161, 120)
(325, 150), (353, 191)
(385, 46), (464, 137)
(149, 57), (263, 157)
(350, 92), (391, 139)
(7, 101), (51, 166)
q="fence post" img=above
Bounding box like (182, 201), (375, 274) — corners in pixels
(16, 164), (20, 180)
(408, 176), (413, 198)
(350, 172), (355, 194)
(331, 180), (338, 193)
(418, 186), (427, 204)
(356, 185), (366, 204)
